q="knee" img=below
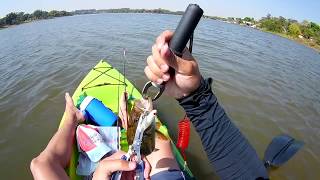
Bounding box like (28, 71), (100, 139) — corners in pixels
(30, 157), (40, 174)
(30, 156), (48, 175)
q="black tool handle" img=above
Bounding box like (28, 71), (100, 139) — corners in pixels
(169, 4), (203, 57)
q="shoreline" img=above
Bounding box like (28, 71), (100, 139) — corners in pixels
(258, 28), (320, 52)
(0, 18), (55, 30)
(1, 12), (319, 52)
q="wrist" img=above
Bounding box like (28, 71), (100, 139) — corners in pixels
(176, 75), (203, 100)
(177, 76), (211, 101)
(186, 75), (201, 97)
(63, 113), (79, 127)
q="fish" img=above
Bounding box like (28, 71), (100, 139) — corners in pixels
(127, 97), (155, 156)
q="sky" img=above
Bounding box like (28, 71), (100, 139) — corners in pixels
(0, 0), (319, 23)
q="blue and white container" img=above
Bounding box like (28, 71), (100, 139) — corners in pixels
(80, 96), (117, 126)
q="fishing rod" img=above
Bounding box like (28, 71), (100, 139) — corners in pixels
(117, 48), (128, 128)
(123, 48), (127, 93)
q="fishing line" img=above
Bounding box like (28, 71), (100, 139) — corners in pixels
(123, 48), (127, 93)
(118, 48), (128, 129)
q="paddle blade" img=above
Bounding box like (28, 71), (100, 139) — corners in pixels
(263, 134), (304, 168)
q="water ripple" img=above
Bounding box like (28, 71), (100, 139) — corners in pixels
(0, 14), (319, 179)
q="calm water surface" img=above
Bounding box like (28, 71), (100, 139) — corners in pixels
(0, 13), (320, 179)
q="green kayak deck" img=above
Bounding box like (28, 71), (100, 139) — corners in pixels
(58, 60), (193, 179)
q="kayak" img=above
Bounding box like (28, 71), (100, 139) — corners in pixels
(58, 60), (194, 179)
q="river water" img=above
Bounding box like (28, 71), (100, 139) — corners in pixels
(0, 13), (319, 179)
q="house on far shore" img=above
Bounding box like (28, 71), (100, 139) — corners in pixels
(242, 21), (257, 28)
(251, 24), (257, 28)
(243, 21), (253, 26)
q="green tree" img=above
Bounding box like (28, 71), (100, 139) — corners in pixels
(301, 20), (309, 27)
(48, 10), (59, 17)
(260, 18), (283, 33)
(301, 26), (315, 39)
(236, 18), (242, 24)
(5, 12), (18, 25)
(48, 10), (71, 17)
(0, 18), (5, 28)
(288, 19), (298, 24)
(278, 16), (289, 32)
(16, 12), (28, 23)
(243, 17), (254, 22)
(23, 13), (31, 21)
(310, 22), (320, 33)
(32, 10), (49, 19)
(288, 23), (301, 37)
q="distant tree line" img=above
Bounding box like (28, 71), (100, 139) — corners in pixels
(1, 9), (319, 46)
(209, 14), (320, 46)
(73, 8), (184, 15)
(258, 14), (320, 45)
(207, 16), (255, 24)
(0, 8), (186, 28)
(0, 10), (71, 28)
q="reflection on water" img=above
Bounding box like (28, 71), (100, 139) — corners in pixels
(0, 13), (319, 179)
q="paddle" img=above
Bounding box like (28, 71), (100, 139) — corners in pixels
(263, 134), (304, 168)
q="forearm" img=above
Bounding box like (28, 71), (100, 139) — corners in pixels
(44, 115), (77, 166)
(178, 78), (268, 179)
(31, 114), (77, 180)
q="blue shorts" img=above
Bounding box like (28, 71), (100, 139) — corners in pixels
(151, 169), (186, 180)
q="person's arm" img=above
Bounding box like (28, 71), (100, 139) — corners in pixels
(30, 93), (147, 180)
(30, 93), (84, 180)
(144, 31), (268, 179)
(178, 78), (269, 179)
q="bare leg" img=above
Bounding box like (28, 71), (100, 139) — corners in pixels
(30, 93), (84, 180)
(147, 137), (180, 176)
(119, 92), (128, 129)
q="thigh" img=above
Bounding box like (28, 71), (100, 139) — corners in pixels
(146, 136), (180, 176)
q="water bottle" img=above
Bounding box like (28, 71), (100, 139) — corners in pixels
(79, 96), (117, 126)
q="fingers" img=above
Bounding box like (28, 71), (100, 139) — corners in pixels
(107, 160), (136, 172)
(93, 159), (136, 180)
(143, 156), (151, 180)
(154, 31), (176, 70)
(65, 92), (74, 108)
(152, 44), (172, 72)
(65, 92), (85, 123)
(104, 151), (126, 160)
(156, 30), (174, 48)
(75, 111), (85, 122)
(147, 55), (163, 78)
(144, 66), (163, 84)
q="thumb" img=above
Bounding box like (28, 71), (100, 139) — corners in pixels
(65, 92), (74, 107)
(93, 159), (136, 180)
